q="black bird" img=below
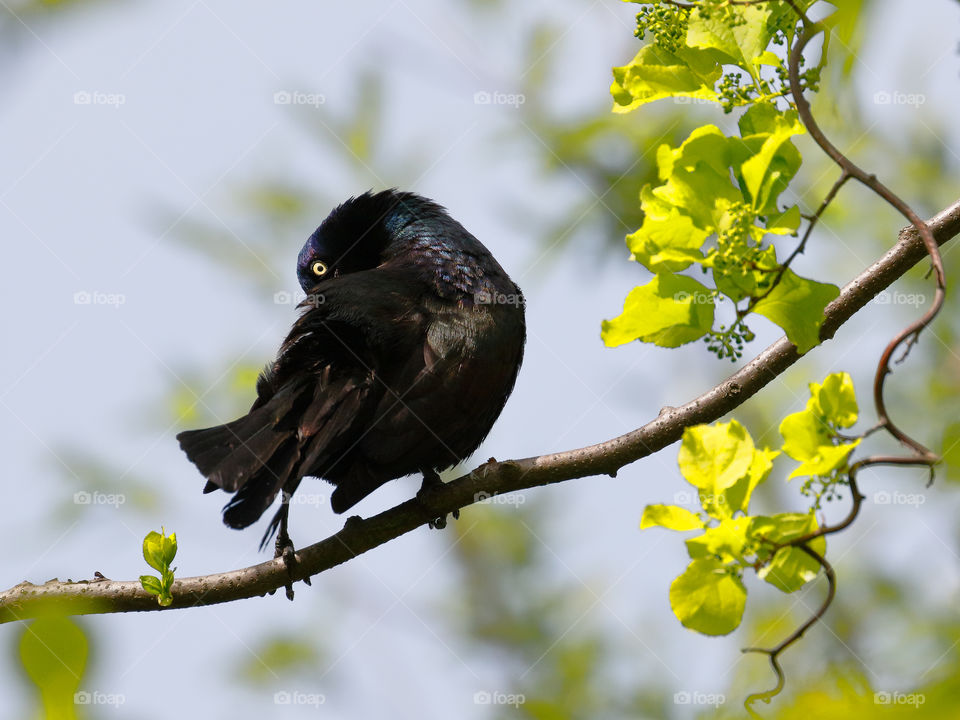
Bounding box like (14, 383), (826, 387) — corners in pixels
(176, 190), (525, 550)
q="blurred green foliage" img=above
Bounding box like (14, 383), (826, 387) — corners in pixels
(17, 616), (89, 720)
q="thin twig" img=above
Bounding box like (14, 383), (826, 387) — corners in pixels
(751, 170), (851, 307)
(738, 2), (948, 705)
(742, 545), (835, 715)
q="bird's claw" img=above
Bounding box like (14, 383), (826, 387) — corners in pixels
(343, 514), (364, 532)
(426, 508), (460, 530)
(274, 531), (299, 601)
(418, 468), (460, 529)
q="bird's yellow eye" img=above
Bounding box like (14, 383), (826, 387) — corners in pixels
(311, 260), (329, 277)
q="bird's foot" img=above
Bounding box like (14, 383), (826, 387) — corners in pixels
(427, 509), (460, 530)
(343, 515), (364, 532)
(416, 468), (444, 498)
(417, 469), (459, 530)
(272, 528), (310, 601)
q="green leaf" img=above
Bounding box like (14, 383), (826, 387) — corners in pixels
(686, 4), (791, 77)
(657, 124), (734, 181)
(752, 269), (839, 353)
(738, 107), (804, 213)
(761, 545), (823, 593)
(650, 126), (741, 230)
(143, 532), (164, 572)
(627, 210), (709, 273)
(824, 0), (866, 74)
(780, 407), (829, 461)
(750, 513), (826, 593)
(712, 243), (778, 303)
(140, 574), (163, 596)
(142, 528), (177, 573)
(678, 420), (755, 492)
(641, 504), (703, 531)
(734, 105), (803, 214)
(685, 516), (750, 562)
(810, 372), (859, 428)
(753, 50), (783, 68)
(670, 558), (747, 636)
(611, 44), (722, 112)
(943, 422), (960, 483)
(780, 398), (859, 479)
(765, 205), (801, 234)
(602, 273), (715, 348)
(141, 528), (177, 606)
(787, 440), (859, 480)
(749, 513), (824, 546)
(720, 446), (780, 517)
(19, 616), (88, 719)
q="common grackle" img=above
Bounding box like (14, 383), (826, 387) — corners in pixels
(176, 190), (525, 551)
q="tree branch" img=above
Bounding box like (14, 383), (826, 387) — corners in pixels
(2, 199), (959, 624)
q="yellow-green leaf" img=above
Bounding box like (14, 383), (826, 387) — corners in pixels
(19, 616), (88, 719)
(611, 44), (722, 112)
(678, 420), (755, 492)
(670, 558), (747, 636)
(686, 4), (792, 78)
(750, 513), (826, 593)
(641, 504), (703, 531)
(685, 516), (751, 562)
(810, 372), (859, 428)
(787, 440), (859, 480)
(719, 446), (780, 517)
(753, 269), (839, 353)
(627, 211), (709, 273)
(739, 108), (805, 212)
(602, 273), (715, 348)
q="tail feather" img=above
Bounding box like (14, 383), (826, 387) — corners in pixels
(177, 389), (309, 530)
(206, 424), (289, 491)
(177, 403), (279, 474)
(178, 370), (378, 532)
(329, 463), (387, 514)
(177, 421), (249, 478)
(222, 437), (300, 529)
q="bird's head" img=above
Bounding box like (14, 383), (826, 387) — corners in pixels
(296, 189), (448, 293)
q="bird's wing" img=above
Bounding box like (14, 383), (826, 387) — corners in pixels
(358, 298), (524, 470)
(183, 272), (424, 527)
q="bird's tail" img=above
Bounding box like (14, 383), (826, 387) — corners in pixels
(177, 399), (302, 531)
